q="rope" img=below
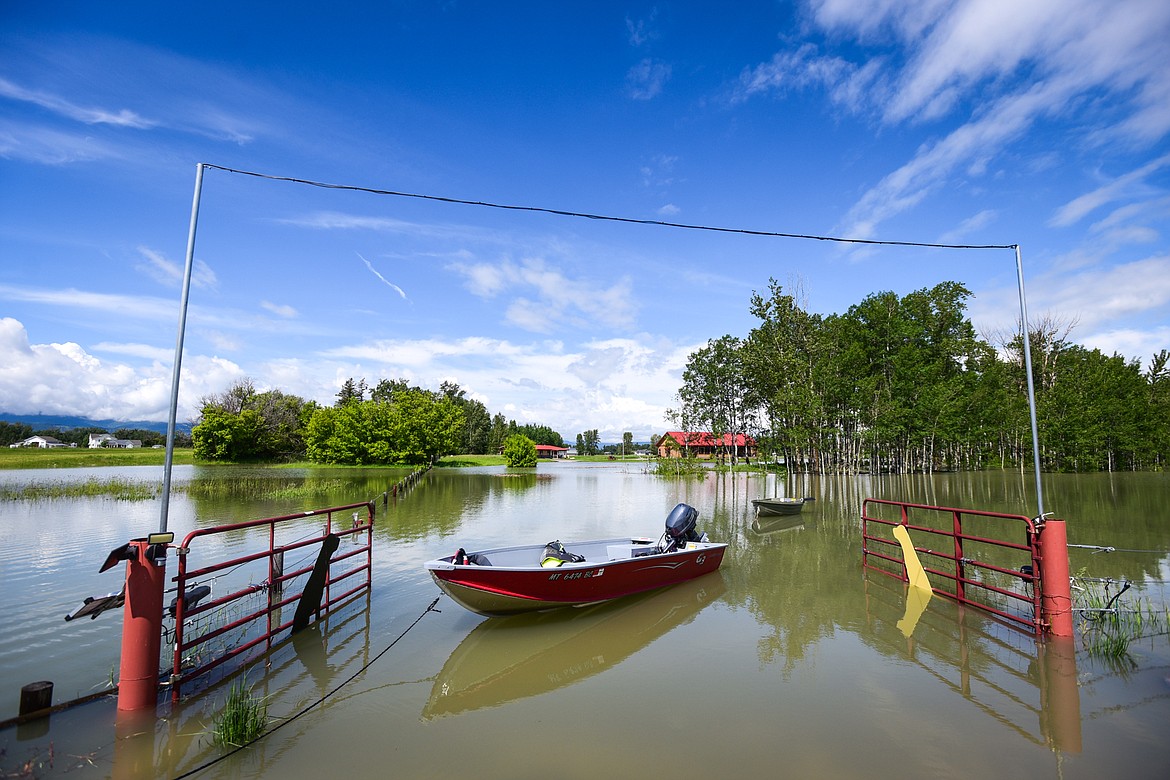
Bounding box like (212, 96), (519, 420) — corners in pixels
(201, 164), (1017, 252)
(1069, 544), (1170, 555)
(172, 597), (441, 780)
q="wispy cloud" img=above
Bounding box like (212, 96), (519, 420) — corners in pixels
(0, 76), (156, 128)
(735, 0), (1170, 238)
(136, 246), (218, 290)
(260, 301), (299, 318)
(448, 257), (635, 333)
(626, 58), (672, 100)
(1049, 153), (1170, 227)
(357, 252), (407, 299)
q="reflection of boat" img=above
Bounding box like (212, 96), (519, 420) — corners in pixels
(423, 573), (726, 720)
(751, 497), (811, 516)
(424, 503), (726, 616)
(750, 513), (806, 536)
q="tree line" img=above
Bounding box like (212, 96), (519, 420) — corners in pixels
(190, 377), (568, 465)
(675, 279), (1169, 474)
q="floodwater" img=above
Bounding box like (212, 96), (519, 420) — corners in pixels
(1, 463), (1168, 779)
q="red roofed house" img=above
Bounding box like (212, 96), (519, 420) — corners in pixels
(535, 444), (570, 459)
(657, 431), (757, 460)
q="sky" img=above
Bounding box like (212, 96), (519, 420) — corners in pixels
(1, 1), (1168, 442)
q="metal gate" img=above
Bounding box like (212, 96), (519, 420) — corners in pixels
(862, 498), (1044, 634)
(169, 501), (374, 699)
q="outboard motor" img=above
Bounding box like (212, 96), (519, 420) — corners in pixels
(664, 503), (703, 551)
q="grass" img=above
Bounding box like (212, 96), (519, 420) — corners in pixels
(211, 678), (268, 748)
(0, 446), (195, 469)
(1073, 571), (1166, 659)
(0, 477), (160, 501)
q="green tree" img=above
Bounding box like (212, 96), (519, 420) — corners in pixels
(192, 379), (311, 461)
(502, 434), (537, 467)
(622, 431), (633, 455)
(0, 421), (33, 446)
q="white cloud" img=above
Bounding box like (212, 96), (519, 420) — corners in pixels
(737, 1), (1170, 239)
(448, 257), (635, 332)
(136, 246), (218, 290)
(260, 301), (299, 318)
(0, 76), (156, 128)
(1049, 154), (1170, 227)
(626, 58), (672, 100)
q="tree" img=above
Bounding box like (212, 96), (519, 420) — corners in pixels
(679, 335), (752, 464)
(576, 432), (586, 456)
(0, 421), (33, 446)
(622, 431), (633, 455)
(502, 434), (537, 467)
(192, 379), (311, 461)
(336, 377), (368, 405)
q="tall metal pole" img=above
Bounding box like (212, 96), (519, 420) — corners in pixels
(1014, 244), (1046, 520)
(159, 163), (205, 534)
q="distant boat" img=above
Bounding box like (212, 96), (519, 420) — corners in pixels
(424, 503), (726, 616)
(751, 496), (813, 516)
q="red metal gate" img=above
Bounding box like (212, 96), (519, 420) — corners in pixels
(862, 498), (1044, 634)
(169, 501), (374, 700)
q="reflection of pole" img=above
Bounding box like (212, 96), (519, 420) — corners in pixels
(1038, 637), (1082, 754)
(1037, 520), (1074, 637)
(160, 162), (205, 535)
(118, 540), (166, 711)
(114, 708), (157, 780)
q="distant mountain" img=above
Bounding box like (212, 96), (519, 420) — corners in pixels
(0, 412), (192, 434)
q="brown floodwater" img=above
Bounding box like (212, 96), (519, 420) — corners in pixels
(1, 464), (1168, 779)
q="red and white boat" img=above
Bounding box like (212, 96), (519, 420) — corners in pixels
(424, 503), (727, 616)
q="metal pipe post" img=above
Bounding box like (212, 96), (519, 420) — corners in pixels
(160, 162), (205, 535)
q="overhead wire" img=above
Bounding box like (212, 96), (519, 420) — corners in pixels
(201, 163), (1018, 252)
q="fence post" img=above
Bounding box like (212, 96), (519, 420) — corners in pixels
(118, 540), (167, 711)
(1037, 519), (1074, 637)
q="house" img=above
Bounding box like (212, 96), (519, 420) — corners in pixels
(11, 435), (69, 449)
(535, 444), (570, 459)
(656, 431), (757, 460)
(88, 433), (142, 449)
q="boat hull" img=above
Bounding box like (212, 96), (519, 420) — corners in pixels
(752, 498), (806, 516)
(425, 538), (727, 617)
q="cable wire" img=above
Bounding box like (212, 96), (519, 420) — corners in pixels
(171, 597), (440, 780)
(201, 164), (1017, 251)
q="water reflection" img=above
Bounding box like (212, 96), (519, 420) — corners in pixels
(2, 466), (1168, 778)
(862, 572), (1082, 754)
(423, 573), (726, 720)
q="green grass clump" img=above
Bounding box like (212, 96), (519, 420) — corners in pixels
(1073, 572), (1164, 659)
(0, 477), (158, 501)
(212, 679), (268, 748)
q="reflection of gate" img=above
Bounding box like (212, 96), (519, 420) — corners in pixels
(862, 499), (1043, 634)
(170, 501), (374, 700)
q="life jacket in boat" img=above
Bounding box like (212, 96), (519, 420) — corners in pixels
(541, 540), (584, 567)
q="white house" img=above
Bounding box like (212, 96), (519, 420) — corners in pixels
(88, 433), (141, 449)
(11, 435), (68, 448)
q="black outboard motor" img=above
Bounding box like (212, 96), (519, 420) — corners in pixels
(664, 503), (702, 551)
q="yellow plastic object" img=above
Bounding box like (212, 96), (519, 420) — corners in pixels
(892, 524), (931, 592)
(892, 524), (933, 637)
(541, 557), (564, 568)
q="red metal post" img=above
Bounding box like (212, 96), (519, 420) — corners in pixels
(118, 540), (166, 711)
(1037, 519), (1074, 637)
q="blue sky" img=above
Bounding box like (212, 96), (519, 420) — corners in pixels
(2, 1), (1168, 442)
